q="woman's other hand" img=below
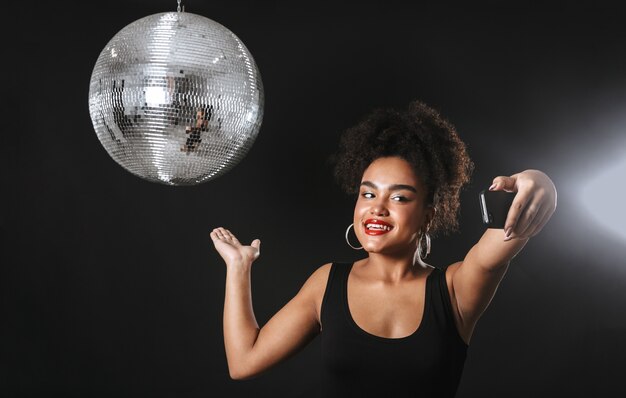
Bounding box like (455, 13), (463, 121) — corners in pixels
(210, 227), (261, 268)
(489, 170), (557, 241)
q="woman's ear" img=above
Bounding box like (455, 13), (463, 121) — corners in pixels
(425, 205), (436, 232)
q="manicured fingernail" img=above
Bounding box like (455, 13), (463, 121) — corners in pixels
(489, 183), (497, 191)
(504, 227), (512, 239)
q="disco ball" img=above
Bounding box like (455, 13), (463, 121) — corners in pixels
(88, 11), (264, 185)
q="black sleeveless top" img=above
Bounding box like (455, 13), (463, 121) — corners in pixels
(319, 262), (468, 397)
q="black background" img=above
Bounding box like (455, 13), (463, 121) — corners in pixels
(3, 1), (626, 397)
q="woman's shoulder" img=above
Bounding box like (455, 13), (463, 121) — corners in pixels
(305, 261), (353, 288)
(299, 263), (335, 325)
(303, 262), (333, 293)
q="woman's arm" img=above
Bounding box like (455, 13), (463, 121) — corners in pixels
(211, 228), (326, 380)
(449, 170), (557, 329)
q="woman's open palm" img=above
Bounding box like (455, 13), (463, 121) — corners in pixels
(210, 227), (261, 267)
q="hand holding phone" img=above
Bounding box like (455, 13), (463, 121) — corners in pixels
(479, 190), (515, 229)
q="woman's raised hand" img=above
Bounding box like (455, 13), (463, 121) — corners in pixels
(210, 227), (261, 268)
(489, 169), (557, 241)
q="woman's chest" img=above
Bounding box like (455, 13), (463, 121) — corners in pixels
(346, 277), (428, 339)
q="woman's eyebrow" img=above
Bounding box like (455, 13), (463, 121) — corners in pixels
(360, 181), (417, 193)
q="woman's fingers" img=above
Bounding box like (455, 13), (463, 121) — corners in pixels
(211, 227), (233, 243)
(520, 204), (552, 238)
(509, 201), (542, 239)
(210, 227), (261, 266)
(491, 175), (518, 193)
(498, 171), (554, 240)
(214, 228), (229, 238)
(503, 192), (531, 239)
(211, 227), (248, 248)
(224, 229), (240, 244)
(209, 229), (221, 241)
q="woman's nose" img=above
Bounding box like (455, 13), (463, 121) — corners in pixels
(369, 202), (389, 217)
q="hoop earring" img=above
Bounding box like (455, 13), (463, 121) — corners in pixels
(345, 223), (363, 250)
(420, 232), (431, 259)
(413, 231), (433, 268)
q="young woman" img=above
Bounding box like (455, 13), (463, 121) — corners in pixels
(210, 101), (557, 397)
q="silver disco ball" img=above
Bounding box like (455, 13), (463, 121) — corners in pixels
(88, 11), (264, 185)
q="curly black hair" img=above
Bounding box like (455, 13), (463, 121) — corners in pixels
(331, 100), (474, 237)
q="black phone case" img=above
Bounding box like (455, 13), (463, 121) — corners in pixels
(479, 190), (515, 229)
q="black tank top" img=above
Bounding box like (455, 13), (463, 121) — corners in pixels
(319, 262), (468, 398)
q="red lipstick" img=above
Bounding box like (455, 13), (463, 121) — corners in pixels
(363, 219), (393, 235)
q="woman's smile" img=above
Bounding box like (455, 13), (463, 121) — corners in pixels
(363, 219), (394, 235)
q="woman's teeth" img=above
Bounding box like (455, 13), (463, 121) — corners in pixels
(366, 224), (391, 231)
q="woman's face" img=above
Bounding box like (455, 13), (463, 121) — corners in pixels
(353, 156), (433, 257)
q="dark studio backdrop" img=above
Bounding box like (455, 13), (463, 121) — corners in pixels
(2, 1), (626, 397)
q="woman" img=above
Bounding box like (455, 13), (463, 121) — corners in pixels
(210, 101), (557, 397)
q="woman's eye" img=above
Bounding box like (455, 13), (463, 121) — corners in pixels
(361, 192), (374, 199)
(392, 196), (407, 202)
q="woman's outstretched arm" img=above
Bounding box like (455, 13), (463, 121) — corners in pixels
(448, 170), (557, 333)
(211, 227), (326, 380)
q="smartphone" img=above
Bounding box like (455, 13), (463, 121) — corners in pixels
(479, 190), (515, 229)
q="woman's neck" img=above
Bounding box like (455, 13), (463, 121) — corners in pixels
(357, 253), (429, 284)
